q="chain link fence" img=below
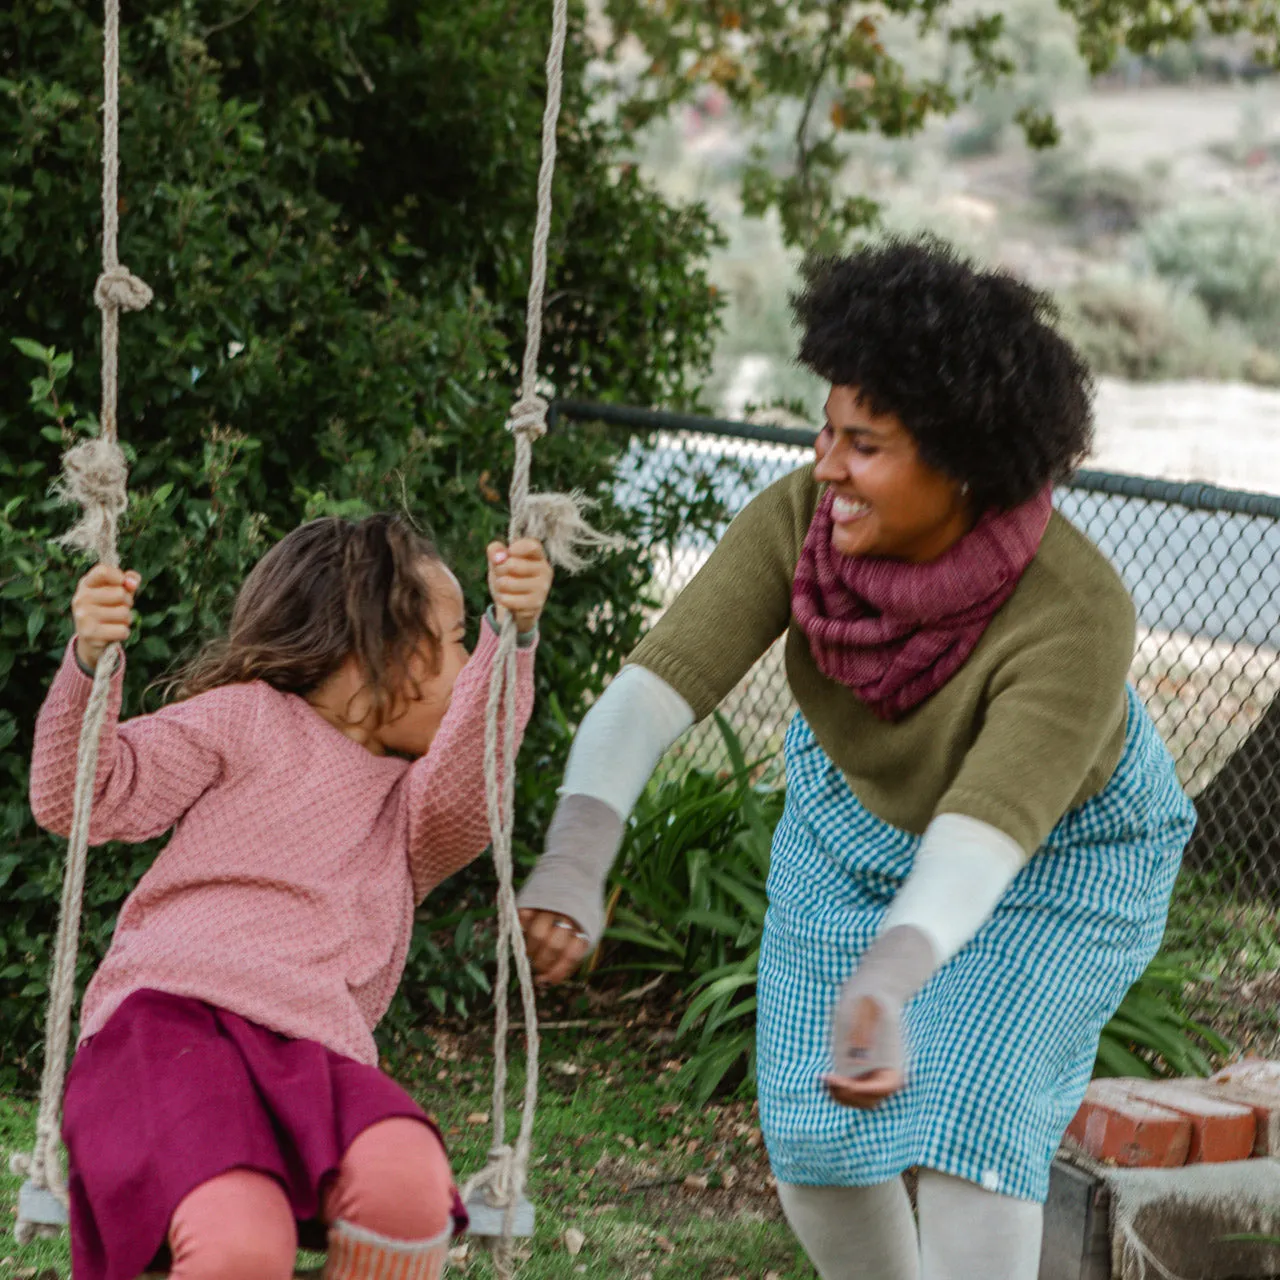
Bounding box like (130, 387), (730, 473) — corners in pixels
(556, 400), (1280, 1057)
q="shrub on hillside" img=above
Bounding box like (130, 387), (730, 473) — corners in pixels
(1033, 146), (1164, 238)
(1141, 198), (1280, 332)
(1057, 271), (1278, 385)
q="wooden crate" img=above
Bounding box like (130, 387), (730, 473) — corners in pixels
(1040, 1158), (1111, 1280)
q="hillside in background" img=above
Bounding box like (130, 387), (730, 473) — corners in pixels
(599, 2), (1280, 489)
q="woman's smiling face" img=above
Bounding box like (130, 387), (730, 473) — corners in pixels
(814, 385), (974, 563)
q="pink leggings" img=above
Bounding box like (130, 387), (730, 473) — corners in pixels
(167, 1118), (453, 1279)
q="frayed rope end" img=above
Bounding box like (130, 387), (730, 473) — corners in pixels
(53, 438), (129, 559)
(520, 491), (625, 575)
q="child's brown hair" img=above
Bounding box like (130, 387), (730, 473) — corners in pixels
(174, 513), (445, 721)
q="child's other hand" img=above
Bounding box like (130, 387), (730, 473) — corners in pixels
(72, 565), (140, 671)
(487, 538), (552, 634)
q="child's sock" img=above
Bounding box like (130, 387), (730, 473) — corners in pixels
(323, 1219), (450, 1280)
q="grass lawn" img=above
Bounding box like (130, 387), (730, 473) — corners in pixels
(0, 997), (815, 1279)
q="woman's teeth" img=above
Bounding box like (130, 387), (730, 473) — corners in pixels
(832, 496), (870, 522)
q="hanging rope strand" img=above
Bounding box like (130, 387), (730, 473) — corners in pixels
(461, 0), (604, 1274)
(14, 0), (151, 1242)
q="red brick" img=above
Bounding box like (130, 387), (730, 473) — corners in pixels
(1119, 1080), (1256, 1163)
(1184, 1067), (1280, 1157)
(1067, 1079), (1192, 1167)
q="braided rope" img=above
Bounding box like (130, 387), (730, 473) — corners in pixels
(458, 0), (593, 1275)
(15, 0), (151, 1241)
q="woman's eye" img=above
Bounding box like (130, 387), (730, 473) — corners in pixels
(854, 444), (879, 457)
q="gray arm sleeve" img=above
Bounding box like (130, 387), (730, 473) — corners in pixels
(516, 666), (694, 945)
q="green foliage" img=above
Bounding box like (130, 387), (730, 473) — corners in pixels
(1094, 954), (1234, 1079)
(1141, 197), (1280, 337)
(599, 0), (1278, 246)
(1032, 136), (1163, 238)
(1056, 269), (1279, 385)
(944, 0), (1087, 159)
(603, 718), (781, 1102)
(1, 0), (726, 1083)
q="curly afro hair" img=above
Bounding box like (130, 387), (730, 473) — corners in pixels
(791, 236), (1094, 512)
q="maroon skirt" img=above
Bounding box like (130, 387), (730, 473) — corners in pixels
(63, 989), (466, 1280)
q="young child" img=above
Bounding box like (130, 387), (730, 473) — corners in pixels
(29, 513), (553, 1280)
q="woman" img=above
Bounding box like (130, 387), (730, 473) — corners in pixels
(517, 238), (1195, 1280)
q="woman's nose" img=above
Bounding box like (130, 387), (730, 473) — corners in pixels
(814, 438), (846, 482)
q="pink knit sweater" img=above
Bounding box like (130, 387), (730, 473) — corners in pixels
(29, 620), (536, 1066)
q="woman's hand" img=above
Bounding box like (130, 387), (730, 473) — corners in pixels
(821, 994), (906, 1110)
(519, 908), (591, 986)
(72, 565), (140, 671)
(488, 538), (553, 634)
(821, 925), (934, 1109)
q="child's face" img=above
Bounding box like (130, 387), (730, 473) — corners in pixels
(374, 561), (470, 758)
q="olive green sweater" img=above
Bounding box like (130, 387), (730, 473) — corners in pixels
(628, 465), (1135, 857)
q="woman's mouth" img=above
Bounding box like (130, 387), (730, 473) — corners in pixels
(831, 495), (871, 524)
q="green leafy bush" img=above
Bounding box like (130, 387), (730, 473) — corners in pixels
(1056, 270), (1279, 385)
(602, 718), (780, 1102)
(1032, 146), (1163, 237)
(1141, 197), (1280, 335)
(1095, 954), (1233, 1078)
(1, 0), (725, 1083)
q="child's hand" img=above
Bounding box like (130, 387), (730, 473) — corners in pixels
(72, 565), (140, 671)
(487, 538), (552, 634)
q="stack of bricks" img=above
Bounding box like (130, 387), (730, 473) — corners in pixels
(1067, 1059), (1280, 1167)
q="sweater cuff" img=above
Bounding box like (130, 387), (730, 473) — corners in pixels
(61, 637), (125, 691)
(516, 794), (623, 947)
(483, 605), (539, 650)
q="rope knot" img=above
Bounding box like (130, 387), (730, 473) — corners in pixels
(505, 396), (549, 442)
(94, 264), (153, 313)
(54, 437), (129, 560)
(463, 1143), (517, 1208)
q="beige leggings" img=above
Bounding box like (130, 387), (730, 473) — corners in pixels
(776, 1171), (1044, 1280)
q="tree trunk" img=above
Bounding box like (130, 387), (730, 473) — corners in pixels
(1184, 697), (1280, 889)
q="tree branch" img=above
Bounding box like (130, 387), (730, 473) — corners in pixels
(794, 1), (850, 219)
(202, 0), (265, 40)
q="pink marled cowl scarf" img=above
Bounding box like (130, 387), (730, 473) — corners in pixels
(791, 486), (1053, 720)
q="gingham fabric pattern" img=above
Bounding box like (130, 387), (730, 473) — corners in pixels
(757, 686), (1196, 1203)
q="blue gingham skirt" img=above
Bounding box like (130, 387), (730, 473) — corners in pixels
(757, 687), (1195, 1202)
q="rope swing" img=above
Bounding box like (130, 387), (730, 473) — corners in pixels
(16, 2), (613, 1274)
